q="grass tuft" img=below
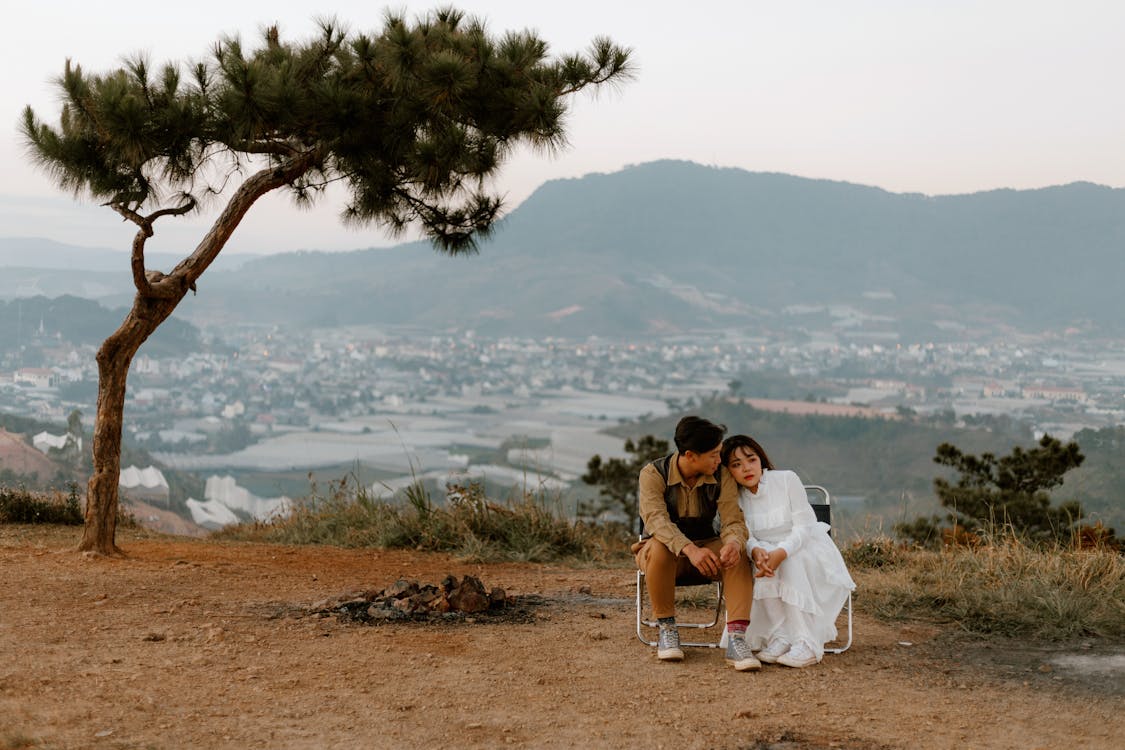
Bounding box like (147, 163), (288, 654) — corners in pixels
(843, 535), (907, 570)
(856, 538), (1125, 639)
(214, 476), (631, 564)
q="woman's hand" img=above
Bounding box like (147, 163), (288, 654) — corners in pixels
(755, 548), (788, 578)
(750, 546), (770, 575)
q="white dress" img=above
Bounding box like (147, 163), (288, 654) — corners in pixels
(738, 468), (855, 658)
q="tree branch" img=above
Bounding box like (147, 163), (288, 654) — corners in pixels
(233, 138), (303, 157)
(172, 152), (317, 287)
(111, 203), (149, 230)
(147, 197), (197, 223)
(112, 197), (198, 298)
(109, 204), (158, 296)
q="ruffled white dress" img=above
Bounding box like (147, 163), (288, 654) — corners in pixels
(738, 469), (855, 658)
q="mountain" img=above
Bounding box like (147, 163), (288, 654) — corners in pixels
(0, 295), (202, 356)
(0, 237), (262, 273)
(5, 161), (1125, 338)
(0, 238), (260, 302)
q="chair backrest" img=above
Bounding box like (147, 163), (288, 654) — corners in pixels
(804, 484), (834, 537)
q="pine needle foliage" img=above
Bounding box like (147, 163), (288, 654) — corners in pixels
(580, 435), (670, 531)
(22, 8), (632, 252)
(896, 435), (1088, 546)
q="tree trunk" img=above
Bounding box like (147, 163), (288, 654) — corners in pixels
(78, 299), (174, 555)
(76, 155), (315, 555)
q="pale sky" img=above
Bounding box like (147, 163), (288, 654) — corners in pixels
(3, 0), (1124, 255)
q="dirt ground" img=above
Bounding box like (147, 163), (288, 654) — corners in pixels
(1, 525), (1122, 750)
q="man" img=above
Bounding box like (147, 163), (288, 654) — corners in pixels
(634, 415), (759, 671)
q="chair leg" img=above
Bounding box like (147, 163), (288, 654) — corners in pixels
(828, 593), (850, 652)
(704, 581), (723, 630)
(635, 570), (654, 646)
(636, 571), (725, 649)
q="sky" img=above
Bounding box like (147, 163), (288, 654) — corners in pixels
(2, 0), (1124, 255)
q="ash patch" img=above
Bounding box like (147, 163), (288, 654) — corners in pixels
(923, 632), (1125, 697)
(736, 728), (894, 750)
(309, 574), (546, 625)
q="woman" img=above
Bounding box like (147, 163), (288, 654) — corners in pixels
(720, 434), (855, 668)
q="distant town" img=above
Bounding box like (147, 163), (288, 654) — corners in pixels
(4, 320), (1123, 440)
(2, 317), (1123, 531)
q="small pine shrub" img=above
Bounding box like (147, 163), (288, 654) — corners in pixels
(0, 484), (83, 525)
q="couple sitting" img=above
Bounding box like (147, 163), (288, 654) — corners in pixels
(634, 416), (855, 671)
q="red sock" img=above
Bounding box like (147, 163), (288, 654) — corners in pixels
(727, 619), (749, 634)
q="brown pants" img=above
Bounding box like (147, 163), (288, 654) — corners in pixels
(635, 536), (753, 621)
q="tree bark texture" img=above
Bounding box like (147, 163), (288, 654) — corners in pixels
(79, 299), (176, 554)
(79, 157), (314, 555)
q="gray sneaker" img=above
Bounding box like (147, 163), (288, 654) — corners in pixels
(725, 633), (762, 671)
(656, 624), (684, 661)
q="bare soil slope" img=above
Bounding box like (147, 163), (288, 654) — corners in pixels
(0, 430), (59, 479)
(1, 525), (1121, 750)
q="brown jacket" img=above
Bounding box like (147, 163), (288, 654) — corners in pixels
(637, 453), (748, 556)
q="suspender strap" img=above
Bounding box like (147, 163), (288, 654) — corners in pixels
(644, 454), (721, 541)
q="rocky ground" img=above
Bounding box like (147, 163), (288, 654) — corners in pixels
(1, 524), (1122, 750)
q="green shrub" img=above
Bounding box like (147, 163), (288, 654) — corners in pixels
(0, 484), (83, 525)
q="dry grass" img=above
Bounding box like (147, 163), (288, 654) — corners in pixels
(214, 478), (631, 565)
(849, 536), (1125, 639)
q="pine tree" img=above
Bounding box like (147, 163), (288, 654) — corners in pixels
(896, 435), (1086, 546)
(580, 435), (669, 532)
(22, 9), (631, 554)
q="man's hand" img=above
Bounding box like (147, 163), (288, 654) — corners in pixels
(682, 543), (721, 577)
(718, 540), (743, 569)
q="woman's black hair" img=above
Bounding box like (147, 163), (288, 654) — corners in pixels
(721, 434), (775, 470)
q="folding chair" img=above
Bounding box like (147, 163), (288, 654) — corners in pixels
(805, 484), (853, 654)
(635, 561), (725, 649)
(635, 485), (852, 653)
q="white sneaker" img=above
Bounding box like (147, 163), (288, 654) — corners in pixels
(777, 641), (820, 668)
(756, 638), (790, 664)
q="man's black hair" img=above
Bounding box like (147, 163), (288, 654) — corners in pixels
(673, 415), (727, 454)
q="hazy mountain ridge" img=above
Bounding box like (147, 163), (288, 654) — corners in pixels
(0, 295), (202, 356)
(4, 161), (1123, 337)
(0, 237), (260, 274)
